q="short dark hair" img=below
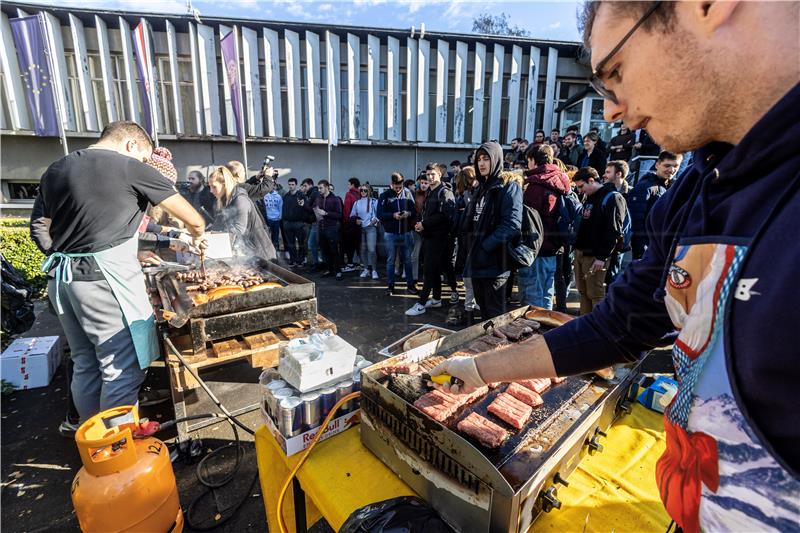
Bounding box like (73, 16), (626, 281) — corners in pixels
(288, 177), (297, 184)
(527, 144), (554, 166)
(403, 179), (415, 188)
(317, 179), (330, 187)
(573, 167), (600, 183)
(435, 163), (448, 176)
(301, 178), (314, 186)
(425, 163), (441, 175)
(188, 170), (205, 181)
(583, 132), (600, 143)
(564, 132), (577, 140)
(589, 126), (599, 133)
(348, 177), (360, 188)
(607, 160), (629, 178)
(657, 150), (681, 162)
(390, 172), (404, 185)
(99, 121), (153, 150)
(535, 129), (545, 137)
(551, 128), (560, 134)
(450, 160), (461, 167)
(579, 1), (676, 49)
(566, 124), (580, 133)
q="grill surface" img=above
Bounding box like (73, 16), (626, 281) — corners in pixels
(361, 306), (643, 532)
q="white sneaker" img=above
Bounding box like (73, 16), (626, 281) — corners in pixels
(405, 303), (427, 316)
(360, 269), (370, 278)
(372, 270), (379, 280)
(449, 292), (460, 304)
(401, 272), (406, 280)
(425, 299), (442, 308)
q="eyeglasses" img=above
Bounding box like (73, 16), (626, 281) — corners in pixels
(589, 0), (662, 104)
(360, 188), (369, 193)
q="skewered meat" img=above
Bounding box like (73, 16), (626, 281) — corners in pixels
(177, 267), (279, 295)
(457, 412), (508, 448)
(506, 382), (544, 407)
(488, 393), (533, 429)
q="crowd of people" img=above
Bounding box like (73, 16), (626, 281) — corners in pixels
(177, 123), (682, 325)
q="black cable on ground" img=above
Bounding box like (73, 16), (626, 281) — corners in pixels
(160, 335), (262, 530)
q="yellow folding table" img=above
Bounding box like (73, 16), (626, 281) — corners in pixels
(256, 403), (671, 532)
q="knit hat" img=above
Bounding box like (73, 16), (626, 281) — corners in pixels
(145, 146), (178, 184)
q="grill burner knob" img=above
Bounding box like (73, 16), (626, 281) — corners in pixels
(619, 399), (632, 415)
(541, 486), (562, 512)
(587, 428), (605, 455)
(553, 472), (569, 488)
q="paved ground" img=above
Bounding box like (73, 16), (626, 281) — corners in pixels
(1, 266), (671, 532)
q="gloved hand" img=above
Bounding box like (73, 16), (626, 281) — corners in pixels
(191, 234), (209, 252)
(169, 238), (199, 255)
(138, 250), (162, 266)
(428, 356), (486, 394)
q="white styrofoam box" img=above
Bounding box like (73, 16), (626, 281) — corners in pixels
(1, 336), (63, 390)
(278, 333), (357, 393)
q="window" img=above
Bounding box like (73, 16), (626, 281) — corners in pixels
(157, 56), (174, 135)
(87, 54), (108, 127)
(64, 52), (84, 131)
(4, 182), (39, 202)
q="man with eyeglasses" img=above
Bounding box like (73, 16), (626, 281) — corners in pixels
(429, 3), (800, 532)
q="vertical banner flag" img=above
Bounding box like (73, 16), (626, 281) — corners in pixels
(9, 14), (59, 136)
(220, 30), (243, 142)
(133, 20), (159, 139)
(325, 33), (338, 147)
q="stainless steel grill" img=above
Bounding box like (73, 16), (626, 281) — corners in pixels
(360, 306), (643, 533)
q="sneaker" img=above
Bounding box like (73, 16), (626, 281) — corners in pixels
(139, 387), (170, 407)
(360, 269), (370, 278)
(386, 285), (394, 295)
(407, 284), (419, 295)
(401, 272), (406, 280)
(322, 271), (334, 278)
(342, 264), (358, 273)
(449, 292), (460, 304)
(425, 299), (442, 308)
(405, 303), (427, 316)
(335, 272), (343, 281)
(59, 419), (80, 438)
(371, 270), (379, 280)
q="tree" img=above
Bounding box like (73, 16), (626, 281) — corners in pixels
(472, 12), (531, 37)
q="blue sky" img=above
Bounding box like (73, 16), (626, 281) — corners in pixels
(24, 0), (582, 41)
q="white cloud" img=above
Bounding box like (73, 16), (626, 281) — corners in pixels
(319, 3), (334, 12)
(548, 21), (562, 29)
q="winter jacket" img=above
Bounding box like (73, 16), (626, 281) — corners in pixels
(240, 173), (274, 224)
(632, 129), (660, 158)
(350, 197), (379, 226)
(419, 182), (455, 240)
(414, 188), (426, 217)
(263, 190), (283, 221)
(343, 189), (360, 227)
(560, 145), (584, 167)
(463, 142), (523, 279)
(210, 187), (276, 260)
(573, 182), (627, 261)
(578, 148), (609, 176)
(523, 164), (571, 256)
(181, 186), (216, 223)
(281, 190), (308, 223)
(312, 193), (343, 231)
(377, 188), (416, 234)
(544, 80), (800, 478)
(628, 172), (668, 234)
(608, 131), (635, 161)
(303, 188), (321, 223)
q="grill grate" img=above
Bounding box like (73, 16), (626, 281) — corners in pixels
(362, 395), (482, 494)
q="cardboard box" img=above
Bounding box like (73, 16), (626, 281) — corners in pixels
(261, 404), (360, 457)
(1, 336), (63, 390)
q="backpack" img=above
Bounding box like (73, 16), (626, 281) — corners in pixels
(601, 190), (632, 251)
(491, 185), (544, 270)
(553, 190), (583, 247)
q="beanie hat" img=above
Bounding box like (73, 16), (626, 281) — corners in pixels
(145, 146), (178, 184)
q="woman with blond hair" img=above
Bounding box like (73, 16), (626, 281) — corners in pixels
(208, 166), (276, 260)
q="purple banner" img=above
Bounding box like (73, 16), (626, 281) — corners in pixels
(220, 30), (243, 142)
(9, 15), (59, 137)
(133, 21), (154, 137)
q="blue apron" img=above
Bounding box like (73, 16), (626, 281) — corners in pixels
(42, 234), (159, 370)
(658, 242), (800, 532)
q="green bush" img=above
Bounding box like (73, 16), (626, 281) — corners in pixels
(0, 217), (30, 228)
(0, 226), (46, 293)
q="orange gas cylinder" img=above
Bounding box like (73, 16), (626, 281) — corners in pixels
(71, 406), (183, 533)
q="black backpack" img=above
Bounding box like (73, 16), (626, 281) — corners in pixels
(491, 184), (544, 270)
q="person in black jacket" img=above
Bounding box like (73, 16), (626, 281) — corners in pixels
(571, 167), (626, 315)
(377, 172), (417, 295)
(281, 177), (308, 267)
(227, 160), (275, 224)
(461, 141), (523, 319)
(181, 170), (216, 223)
(607, 124), (635, 161)
(578, 132), (608, 175)
(405, 163), (456, 316)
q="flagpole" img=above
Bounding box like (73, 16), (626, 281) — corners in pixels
(327, 141), (332, 183)
(39, 14), (68, 156)
(234, 26), (248, 174)
(145, 20), (159, 148)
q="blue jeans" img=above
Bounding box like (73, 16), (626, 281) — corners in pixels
(605, 252), (623, 285)
(307, 224), (320, 266)
(267, 219), (281, 249)
(518, 255), (557, 309)
(384, 232), (413, 287)
(360, 225), (378, 269)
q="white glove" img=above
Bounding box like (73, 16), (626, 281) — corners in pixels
(428, 356), (486, 394)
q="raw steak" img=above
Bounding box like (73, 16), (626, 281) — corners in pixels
(457, 412), (508, 448)
(488, 393), (533, 429)
(467, 339), (497, 353)
(513, 318), (541, 331)
(505, 382), (543, 407)
(414, 386), (489, 422)
(492, 328), (508, 341)
(517, 378), (551, 394)
(496, 322), (533, 341)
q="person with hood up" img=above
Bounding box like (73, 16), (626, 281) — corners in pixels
(405, 163), (456, 316)
(460, 141), (523, 319)
(208, 166), (276, 261)
(517, 144), (571, 309)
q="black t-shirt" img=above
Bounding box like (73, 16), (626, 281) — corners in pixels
(40, 148), (177, 253)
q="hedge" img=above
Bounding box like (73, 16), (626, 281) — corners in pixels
(0, 219), (46, 293)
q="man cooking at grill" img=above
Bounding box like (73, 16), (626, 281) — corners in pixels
(432, 2), (800, 531)
(34, 121), (206, 423)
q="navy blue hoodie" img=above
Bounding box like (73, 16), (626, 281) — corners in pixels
(545, 82), (800, 475)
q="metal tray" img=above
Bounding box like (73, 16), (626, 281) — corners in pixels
(377, 324), (455, 358)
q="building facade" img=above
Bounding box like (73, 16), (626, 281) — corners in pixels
(0, 2), (608, 209)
